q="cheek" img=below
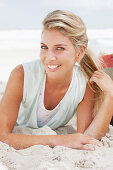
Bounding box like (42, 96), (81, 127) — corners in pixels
(40, 51), (46, 62)
(40, 50), (45, 56)
(40, 56), (45, 66)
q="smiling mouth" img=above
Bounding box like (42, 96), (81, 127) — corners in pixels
(47, 65), (60, 69)
(47, 64), (61, 71)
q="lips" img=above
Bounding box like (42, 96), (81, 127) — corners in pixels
(47, 64), (61, 72)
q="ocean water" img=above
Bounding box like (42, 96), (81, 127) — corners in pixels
(0, 29), (113, 82)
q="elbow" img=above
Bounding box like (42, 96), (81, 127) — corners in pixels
(0, 131), (10, 144)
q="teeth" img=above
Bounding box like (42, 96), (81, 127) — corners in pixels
(48, 65), (59, 69)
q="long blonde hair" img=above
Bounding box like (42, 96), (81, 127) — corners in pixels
(42, 10), (103, 116)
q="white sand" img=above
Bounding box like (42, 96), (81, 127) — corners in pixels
(0, 82), (113, 170)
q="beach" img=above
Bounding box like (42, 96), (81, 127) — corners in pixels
(0, 29), (113, 169)
(0, 82), (113, 170)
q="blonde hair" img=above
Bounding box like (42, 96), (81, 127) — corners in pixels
(42, 10), (103, 116)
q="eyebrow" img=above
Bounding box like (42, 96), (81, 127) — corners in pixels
(41, 42), (67, 46)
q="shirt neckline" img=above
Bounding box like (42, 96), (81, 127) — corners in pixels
(41, 70), (74, 112)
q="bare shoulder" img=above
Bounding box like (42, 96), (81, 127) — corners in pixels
(1, 64), (24, 104)
(10, 64), (24, 82)
(8, 64), (24, 88)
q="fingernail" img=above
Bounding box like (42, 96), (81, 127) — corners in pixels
(97, 142), (103, 147)
(85, 145), (95, 151)
(90, 81), (93, 84)
(89, 147), (95, 151)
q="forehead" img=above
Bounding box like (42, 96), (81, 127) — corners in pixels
(41, 29), (73, 46)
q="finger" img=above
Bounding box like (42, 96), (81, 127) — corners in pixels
(88, 139), (103, 147)
(82, 137), (102, 147)
(98, 69), (106, 74)
(91, 74), (102, 79)
(80, 145), (95, 151)
(94, 70), (108, 78)
(93, 70), (104, 76)
(73, 144), (94, 151)
(92, 69), (107, 79)
(92, 72), (104, 79)
(89, 77), (99, 84)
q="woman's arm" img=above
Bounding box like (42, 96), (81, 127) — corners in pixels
(0, 65), (24, 134)
(1, 131), (101, 150)
(77, 70), (113, 140)
(0, 65), (101, 150)
(84, 94), (113, 139)
(77, 84), (94, 133)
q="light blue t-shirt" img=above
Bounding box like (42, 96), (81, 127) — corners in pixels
(16, 59), (86, 129)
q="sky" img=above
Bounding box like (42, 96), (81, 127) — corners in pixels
(0, 0), (113, 30)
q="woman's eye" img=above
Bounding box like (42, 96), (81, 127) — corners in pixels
(56, 47), (64, 50)
(41, 46), (48, 49)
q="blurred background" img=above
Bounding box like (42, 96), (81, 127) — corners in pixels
(0, 0), (113, 82)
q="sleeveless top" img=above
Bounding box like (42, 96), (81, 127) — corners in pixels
(37, 71), (74, 127)
(16, 59), (86, 130)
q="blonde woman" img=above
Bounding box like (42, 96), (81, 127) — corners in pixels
(0, 10), (113, 150)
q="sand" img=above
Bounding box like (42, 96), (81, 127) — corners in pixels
(0, 82), (113, 170)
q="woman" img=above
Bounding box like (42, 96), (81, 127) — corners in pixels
(0, 10), (113, 150)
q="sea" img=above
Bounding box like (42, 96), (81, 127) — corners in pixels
(0, 29), (113, 82)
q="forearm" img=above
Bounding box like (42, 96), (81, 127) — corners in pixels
(0, 130), (102, 150)
(0, 132), (59, 149)
(0, 132), (79, 150)
(84, 94), (113, 139)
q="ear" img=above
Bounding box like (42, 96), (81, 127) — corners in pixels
(81, 46), (86, 54)
(77, 46), (86, 62)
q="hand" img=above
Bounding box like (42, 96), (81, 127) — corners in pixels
(58, 133), (102, 151)
(89, 69), (113, 96)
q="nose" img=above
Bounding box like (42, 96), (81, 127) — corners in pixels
(46, 50), (56, 61)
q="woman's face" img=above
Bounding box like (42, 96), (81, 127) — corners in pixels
(40, 29), (79, 79)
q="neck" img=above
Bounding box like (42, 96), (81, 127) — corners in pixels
(46, 71), (73, 90)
